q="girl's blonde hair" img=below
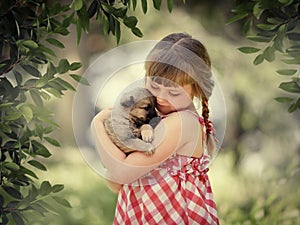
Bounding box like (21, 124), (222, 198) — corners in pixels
(145, 33), (214, 137)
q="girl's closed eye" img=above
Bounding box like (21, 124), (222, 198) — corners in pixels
(150, 83), (159, 90)
(169, 91), (181, 96)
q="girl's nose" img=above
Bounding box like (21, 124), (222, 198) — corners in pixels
(156, 90), (167, 100)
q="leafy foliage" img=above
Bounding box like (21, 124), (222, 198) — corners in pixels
(74, 0), (179, 44)
(0, 0), (185, 224)
(228, 0), (300, 113)
(0, 1), (83, 223)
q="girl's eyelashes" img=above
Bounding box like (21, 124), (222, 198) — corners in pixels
(150, 83), (159, 90)
(169, 91), (181, 96)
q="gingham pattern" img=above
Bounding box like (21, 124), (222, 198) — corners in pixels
(114, 154), (219, 225)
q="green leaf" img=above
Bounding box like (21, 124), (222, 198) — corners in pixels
(44, 136), (61, 147)
(273, 36), (284, 52)
(39, 44), (57, 57)
(256, 23), (278, 31)
(76, 19), (82, 45)
(0, 102), (14, 110)
(114, 7), (127, 18)
(2, 186), (23, 199)
(12, 212), (25, 225)
(287, 32), (300, 41)
(227, 12), (248, 25)
(115, 20), (121, 44)
(31, 140), (52, 158)
(141, 0), (147, 13)
(282, 58), (300, 65)
(35, 75), (50, 88)
(40, 181), (52, 196)
(23, 40), (38, 49)
(52, 196), (72, 208)
(57, 59), (70, 74)
(131, 27), (143, 38)
(28, 160), (47, 171)
(38, 200), (60, 214)
(35, 123), (44, 139)
(238, 46), (260, 54)
(247, 35), (272, 43)
(55, 78), (76, 91)
(103, 15), (109, 35)
(253, 2), (264, 19)
(288, 102), (298, 113)
(70, 74), (90, 85)
(153, 0), (162, 10)
(40, 91), (51, 101)
(20, 166), (39, 179)
(276, 69), (297, 76)
(48, 80), (67, 92)
(4, 162), (20, 171)
(27, 185), (38, 202)
(22, 65), (41, 77)
(167, 0), (173, 13)
(242, 18), (252, 35)
(123, 16), (138, 28)
(70, 0), (83, 11)
(4, 111), (22, 121)
(13, 70), (23, 85)
(279, 0), (294, 5)
(44, 87), (62, 98)
(131, 0), (137, 10)
(54, 27), (70, 36)
(274, 97), (294, 103)
(279, 81), (300, 93)
(263, 46), (275, 62)
(52, 184), (64, 193)
(46, 38), (65, 49)
(70, 62), (82, 71)
(19, 104), (33, 123)
(30, 202), (48, 216)
(88, 0), (98, 18)
(253, 54), (264, 65)
(46, 62), (57, 78)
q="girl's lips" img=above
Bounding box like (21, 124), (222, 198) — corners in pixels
(156, 101), (168, 107)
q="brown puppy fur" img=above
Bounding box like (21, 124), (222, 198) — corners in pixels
(104, 88), (160, 155)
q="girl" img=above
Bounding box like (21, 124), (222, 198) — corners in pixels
(91, 33), (219, 224)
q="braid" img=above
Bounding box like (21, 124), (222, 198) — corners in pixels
(201, 93), (218, 157)
(201, 94), (212, 135)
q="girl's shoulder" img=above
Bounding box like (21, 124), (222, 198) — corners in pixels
(162, 110), (202, 130)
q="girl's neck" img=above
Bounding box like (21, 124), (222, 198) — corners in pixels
(156, 104), (198, 118)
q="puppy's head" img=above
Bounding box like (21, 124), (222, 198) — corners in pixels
(120, 88), (156, 126)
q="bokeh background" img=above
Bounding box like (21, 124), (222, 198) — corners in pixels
(30, 1), (299, 224)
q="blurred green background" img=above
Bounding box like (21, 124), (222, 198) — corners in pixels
(29, 1), (299, 224)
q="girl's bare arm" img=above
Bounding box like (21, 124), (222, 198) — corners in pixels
(90, 109), (200, 183)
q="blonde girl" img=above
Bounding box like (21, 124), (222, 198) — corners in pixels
(91, 33), (219, 224)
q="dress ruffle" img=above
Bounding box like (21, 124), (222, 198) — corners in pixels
(114, 154), (219, 225)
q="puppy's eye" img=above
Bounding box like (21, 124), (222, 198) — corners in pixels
(142, 104), (151, 110)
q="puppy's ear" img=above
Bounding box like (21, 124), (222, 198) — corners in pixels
(120, 95), (135, 108)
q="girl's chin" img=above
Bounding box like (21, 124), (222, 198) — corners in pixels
(156, 104), (175, 114)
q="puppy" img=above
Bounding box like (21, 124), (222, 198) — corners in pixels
(103, 87), (160, 155)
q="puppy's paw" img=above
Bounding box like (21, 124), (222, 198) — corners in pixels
(132, 128), (141, 138)
(140, 124), (154, 143)
(146, 145), (155, 155)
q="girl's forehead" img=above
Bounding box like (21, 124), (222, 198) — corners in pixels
(148, 76), (180, 87)
(147, 78), (192, 92)
(147, 77), (178, 88)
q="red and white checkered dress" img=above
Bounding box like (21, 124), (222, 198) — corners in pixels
(113, 151), (219, 225)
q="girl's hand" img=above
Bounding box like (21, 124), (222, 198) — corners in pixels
(94, 107), (112, 122)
